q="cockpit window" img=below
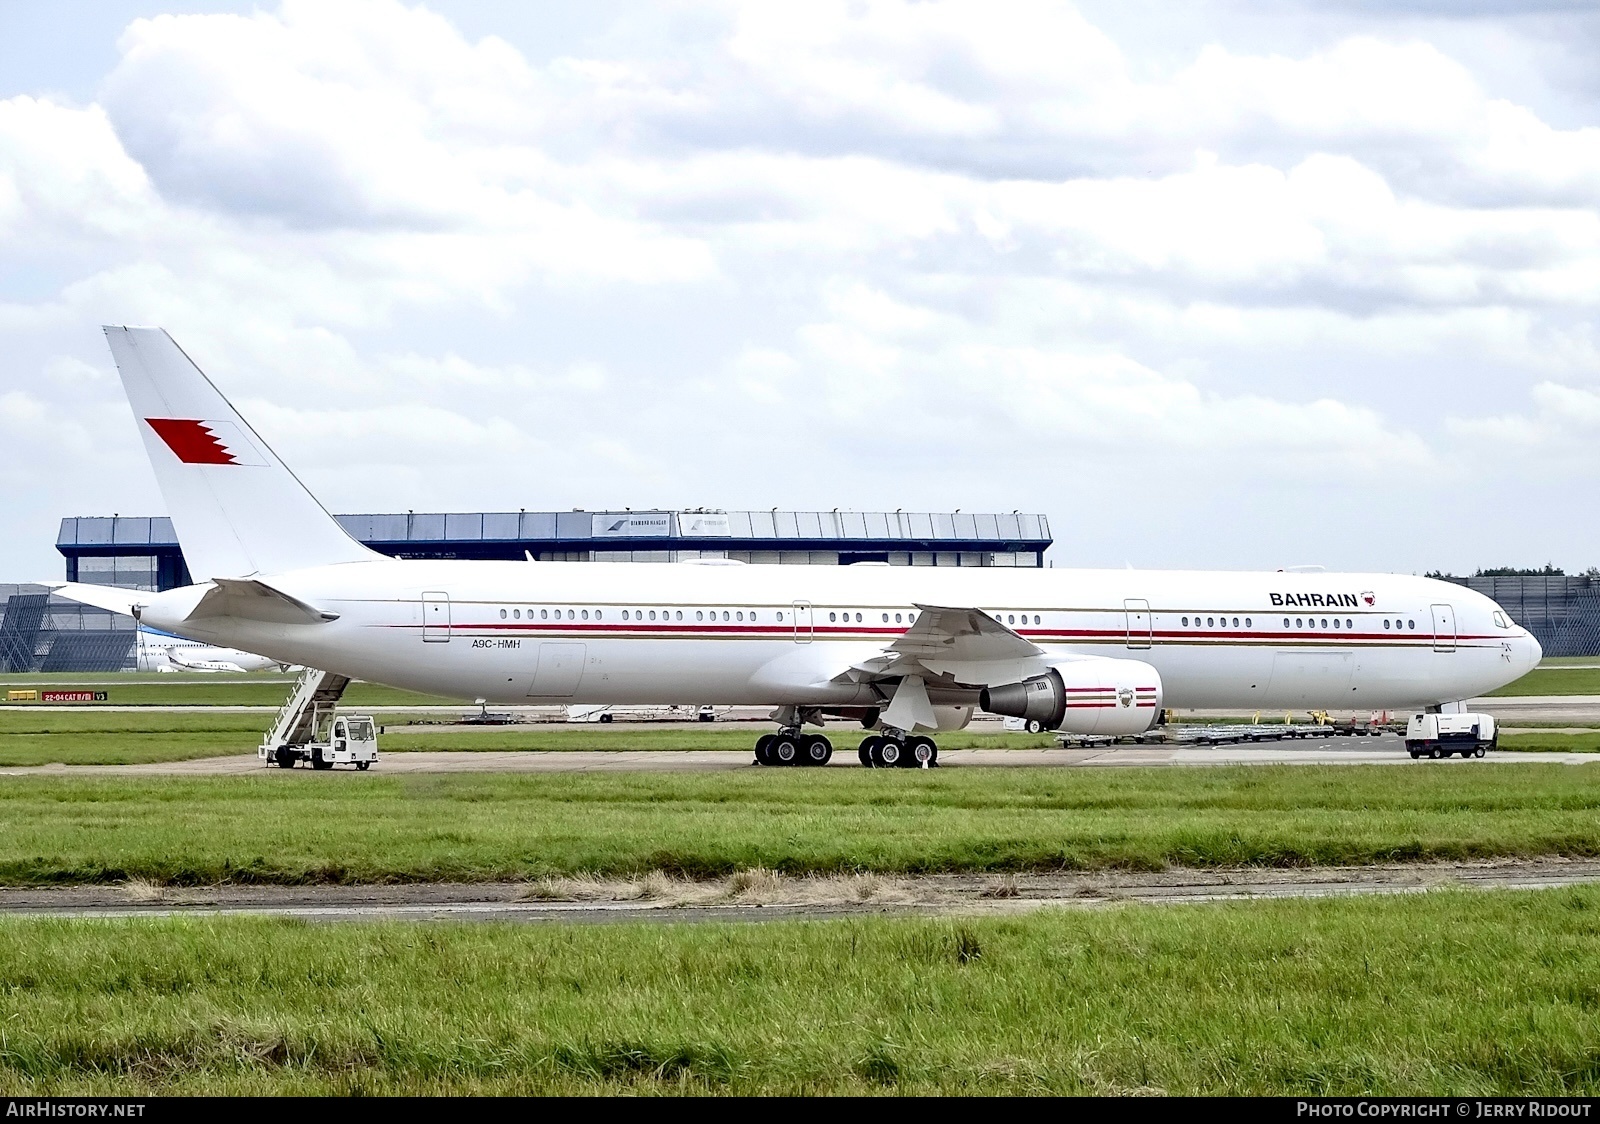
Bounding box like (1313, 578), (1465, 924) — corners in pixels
(1492, 611), (1510, 629)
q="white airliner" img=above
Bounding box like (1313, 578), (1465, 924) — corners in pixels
(134, 627), (287, 674)
(50, 327), (1540, 767)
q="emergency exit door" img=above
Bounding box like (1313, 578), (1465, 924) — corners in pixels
(1124, 599), (1152, 649)
(1431, 603), (1456, 653)
(422, 592), (451, 642)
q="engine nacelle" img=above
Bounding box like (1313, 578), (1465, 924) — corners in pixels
(932, 705), (974, 732)
(980, 660), (1163, 735)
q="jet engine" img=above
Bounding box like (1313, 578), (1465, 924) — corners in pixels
(979, 659), (1163, 735)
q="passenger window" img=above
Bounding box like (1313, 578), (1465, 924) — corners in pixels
(581, 609), (589, 620)
(897, 613), (903, 624)
(777, 611), (784, 622)
(696, 611), (703, 621)
(1296, 618), (1303, 628)
(723, 611), (730, 621)
(1345, 619), (1351, 629)
(675, 611), (682, 621)
(1181, 617), (1188, 627)
(1244, 617), (1251, 627)
(1408, 620), (1415, 629)
(513, 609), (520, 619)
(1232, 617), (1239, 627)
(736, 611), (744, 622)
(1206, 617), (1214, 627)
(1283, 618), (1289, 628)
(829, 612), (837, 622)
(649, 610), (657, 621)
(1332, 618), (1340, 629)
(882, 613), (889, 623)
(856, 613), (863, 623)
(622, 610), (630, 621)
(1384, 620), (1391, 629)
(1034, 615), (1040, 625)
(567, 610), (575, 620)
(500, 609), (507, 619)
(541, 609), (548, 620)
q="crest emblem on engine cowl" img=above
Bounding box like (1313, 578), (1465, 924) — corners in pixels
(1118, 687), (1134, 708)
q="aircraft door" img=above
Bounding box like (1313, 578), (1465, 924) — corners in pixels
(1124, 599), (1152, 649)
(422, 592), (451, 642)
(792, 601), (813, 644)
(1431, 603), (1457, 653)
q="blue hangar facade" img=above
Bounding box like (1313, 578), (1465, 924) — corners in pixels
(55, 508), (1054, 592)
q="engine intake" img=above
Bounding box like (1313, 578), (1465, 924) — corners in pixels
(980, 659), (1164, 735)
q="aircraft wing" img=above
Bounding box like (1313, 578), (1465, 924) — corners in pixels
(838, 603), (1048, 689)
(891, 604), (1043, 662)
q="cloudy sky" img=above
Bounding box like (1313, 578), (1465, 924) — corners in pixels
(3, 0), (1599, 579)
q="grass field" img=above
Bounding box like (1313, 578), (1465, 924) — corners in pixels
(1488, 667), (1600, 696)
(0, 680), (460, 708)
(3, 888), (1600, 1094)
(1501, 732), (1600, 753)
(2, 765), (1599, 884)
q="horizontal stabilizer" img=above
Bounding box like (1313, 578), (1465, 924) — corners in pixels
(37, 582), (147, 619)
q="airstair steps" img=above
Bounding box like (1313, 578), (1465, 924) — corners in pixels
(262, 667), (350, 750)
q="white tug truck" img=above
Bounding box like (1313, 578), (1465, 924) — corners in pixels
(258, 668), (379, 770)
(1405, 712), (1496, 759)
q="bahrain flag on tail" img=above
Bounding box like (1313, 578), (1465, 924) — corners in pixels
(143, 419), (268, 466)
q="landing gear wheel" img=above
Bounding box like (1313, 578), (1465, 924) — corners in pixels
(754, 734), (776, 766)
(802, 735), (833, 766)
(772, 735), (800, 766)
(356, 761), (371, 771)
(876, 738), (903, 768)
(274, 746), (296, 769)
(909, 736), (937, 768)
(859, 736), (880, 767)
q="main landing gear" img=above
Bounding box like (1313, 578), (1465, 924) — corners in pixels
(751, 728), (939, 768)
(754, 729), (834, 767)
(857, 731), (938, 769)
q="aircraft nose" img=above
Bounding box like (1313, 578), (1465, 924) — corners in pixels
(1522, 631), (1543, 673)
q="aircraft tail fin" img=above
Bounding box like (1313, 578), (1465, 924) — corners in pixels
(103, 327), (377, 580)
